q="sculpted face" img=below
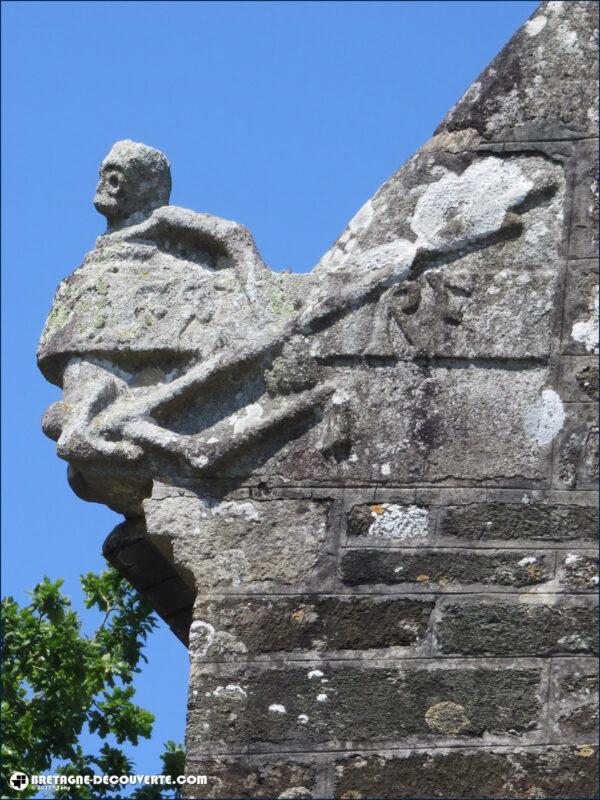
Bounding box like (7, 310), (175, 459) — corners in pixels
(93, 139), (172, 231)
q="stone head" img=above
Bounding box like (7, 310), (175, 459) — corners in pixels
(94, 139), (171, 232)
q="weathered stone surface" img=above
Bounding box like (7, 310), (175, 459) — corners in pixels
(569, 139), (600, 259)
(347, 503), (432, 541)
(561, 258), (599, 355)
(435, 2), (599, 141)
(259, 363), (562, 485)
(190, 596), (434, 658)
(436, 599), (598, 656)
(553, 402), (598, 489)
(183, 758), (315, 799)
(315, 177), (564, 358)
(437, 501), (598, 543)
(35, 3), (600, 797)
(340, 549), (553, 588)
(187, 662), (544, 750)
(559, 551), (599, 591)
(549, 658), (599, 742)
(334, 746), (599, 799)
(144, 482), (333, 592)
(559, 355), (599, 401)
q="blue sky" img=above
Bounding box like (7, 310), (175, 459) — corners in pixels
(2, 0), (537, 778)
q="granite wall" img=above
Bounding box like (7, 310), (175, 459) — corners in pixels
(38, 2), (598, 797)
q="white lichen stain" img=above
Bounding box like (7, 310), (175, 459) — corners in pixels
(525, 15), (547, 37)
(332, 389), (350, 405)
(518, 556), (537, 567)
(204, 500), (260, 522)
(307, 669), (324, 679)
(268, 704), (287, 714)
(571, 286), (599, 354)
(189, 620), (216, 657)
(515, 273), (531, 286)
(278, 788), (312, 799)
(318, 225), (415, 276)
(230, 402), (265, 434)
(318, 153), (544, 276)
(356, 239), (416, 273)
(316, 693), (328, 703)
(381, 463), (391, 476)
(565, 554), (580, 566)
(212, 684), (247, 700)
(368, 504), (428, 540)
(297, 714), (309, 724)
(522, 389), (565, 445)
(410, 158), (533, 252)
(559, 28), (578, 48)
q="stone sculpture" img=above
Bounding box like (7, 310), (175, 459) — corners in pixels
(94, 139), (172, 232)
(39, 2), (598, 797)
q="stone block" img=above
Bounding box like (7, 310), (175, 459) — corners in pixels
(144, 482), (335, 593)
(190, 596), (434, 659)
(549, 657), (599, 744)
(561, 258), (598, 355)
(187, 661), (545, 751)
(559, 355), (599, 402)
(334, 746), (599, 799)
(436, 598), (598, 657)
(553, 402), (598, 490)
(569, 139), (599, 259)
(346, 503), (434, 545)
(558, 551), (599, 592)
(183, 757), (316, 799)
(340, 549), (553, 589)
(437, 501), (598, 544)
(235, 362), (560, 487)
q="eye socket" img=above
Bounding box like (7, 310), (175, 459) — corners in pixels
(108, 173), (119, 188)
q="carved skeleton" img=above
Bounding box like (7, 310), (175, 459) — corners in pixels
(39, 140), (563, 515)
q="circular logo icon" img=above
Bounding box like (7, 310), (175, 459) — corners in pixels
(9, 773), (29, 792)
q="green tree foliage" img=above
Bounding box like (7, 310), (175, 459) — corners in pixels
(1, 567), (185, 798)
